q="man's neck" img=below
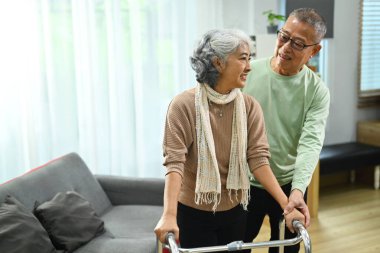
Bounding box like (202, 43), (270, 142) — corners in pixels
(270, 57), (303, 76)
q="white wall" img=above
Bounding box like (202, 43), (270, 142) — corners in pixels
(221, 0), (279, 36)
(221, 0), (380, 145)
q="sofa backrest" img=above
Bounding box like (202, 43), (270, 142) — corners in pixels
(0, 153), (112, 215)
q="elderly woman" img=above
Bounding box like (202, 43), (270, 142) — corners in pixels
(154, 29), (305, 249)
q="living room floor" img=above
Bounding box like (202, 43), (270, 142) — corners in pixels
(252, 183), (380, 253)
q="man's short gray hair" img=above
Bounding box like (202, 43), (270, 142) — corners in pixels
(190, 29), (253, 88)
(289, 8), (327, 42)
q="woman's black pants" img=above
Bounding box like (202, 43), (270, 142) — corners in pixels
(177, 202), (247, 252)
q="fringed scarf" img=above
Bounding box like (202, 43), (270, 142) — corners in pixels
(195, 83), (251, 212)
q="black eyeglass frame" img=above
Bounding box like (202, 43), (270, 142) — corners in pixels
(276, 30), (319, 51)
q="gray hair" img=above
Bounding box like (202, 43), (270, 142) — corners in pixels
(289, 8), (327, 42)
(190, 29), (253, 88)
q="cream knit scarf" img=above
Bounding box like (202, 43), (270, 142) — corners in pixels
(195, 83), (251, 212)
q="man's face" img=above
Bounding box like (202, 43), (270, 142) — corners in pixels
(272, 16), (321, 76)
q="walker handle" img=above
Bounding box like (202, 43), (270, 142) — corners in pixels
(165, 232), (179, 253)
(292, 220), (311, 253)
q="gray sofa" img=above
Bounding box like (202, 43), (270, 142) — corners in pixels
(0, 152), (164, 253)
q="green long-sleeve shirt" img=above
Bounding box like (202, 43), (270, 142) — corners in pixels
(243, 57), (330, 194)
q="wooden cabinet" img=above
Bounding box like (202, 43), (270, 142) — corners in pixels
(357, 121), (380, 147)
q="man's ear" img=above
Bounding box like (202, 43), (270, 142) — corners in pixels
(212, 57), (224, 73)
(310, 44), (322, 58)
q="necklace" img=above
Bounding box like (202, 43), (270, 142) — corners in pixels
(209, 101), (223, 117)
(217, 107), (223, 117)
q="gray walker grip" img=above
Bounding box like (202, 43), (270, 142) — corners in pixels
(227, 241), (244, 251)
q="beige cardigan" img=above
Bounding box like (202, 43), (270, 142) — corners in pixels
(163, 88), (270, 211)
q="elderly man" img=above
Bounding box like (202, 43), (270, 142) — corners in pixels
(243, 8), (330, 253)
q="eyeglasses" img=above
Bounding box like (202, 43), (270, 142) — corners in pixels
(276, 30), (319, 51)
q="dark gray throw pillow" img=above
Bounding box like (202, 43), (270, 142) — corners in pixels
(0, 195), (57, 253)
(34, 191), (105, 253)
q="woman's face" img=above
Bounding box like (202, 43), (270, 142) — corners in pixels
(214, 43), (251, 94)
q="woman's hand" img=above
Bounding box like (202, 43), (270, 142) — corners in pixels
(154, 213), (179, 244)
(283, 208), (306, 233)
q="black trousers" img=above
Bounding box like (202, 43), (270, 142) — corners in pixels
(177, 202), (247, 252)
(242, 183), (307, 253)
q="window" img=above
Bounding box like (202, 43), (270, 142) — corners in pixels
(359, 0), (380, 106)
(0, 0), (198, 183)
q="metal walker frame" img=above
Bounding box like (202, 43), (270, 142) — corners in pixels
(163, 220), (311, 253)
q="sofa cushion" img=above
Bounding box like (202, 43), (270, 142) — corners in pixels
(74, 205), (162, 253)
(0, 195), (57, 253)
(34, 191), (105, 253)
(74, 236), (158, 253)
(101, 205), (162, 238)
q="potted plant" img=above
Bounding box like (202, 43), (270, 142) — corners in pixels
(263, 10), (285, 34)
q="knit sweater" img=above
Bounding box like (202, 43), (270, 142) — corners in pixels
(163, 87), (270, 212)
(243, 57), (330, 194)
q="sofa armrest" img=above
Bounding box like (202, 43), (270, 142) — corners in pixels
(95, 175), (164, 206)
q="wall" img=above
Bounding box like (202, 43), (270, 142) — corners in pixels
(223, 0), (280, 35)
(221, 0), (380, 145)
(196, 0), (279, 38)
(222, 0), (279, 36)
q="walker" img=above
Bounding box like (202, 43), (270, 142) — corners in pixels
(162, 220), (311, 253)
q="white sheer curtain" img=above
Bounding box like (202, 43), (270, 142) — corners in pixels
(0, 0), (226, 183)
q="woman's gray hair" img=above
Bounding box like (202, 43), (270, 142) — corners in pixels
(289, 8), (327, 42)
(190, 29), (253, 88)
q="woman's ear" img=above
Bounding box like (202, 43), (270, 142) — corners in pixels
(212, 57), (224, 73)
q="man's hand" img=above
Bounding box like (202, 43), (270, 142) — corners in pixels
(283, 189), (310, 227)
